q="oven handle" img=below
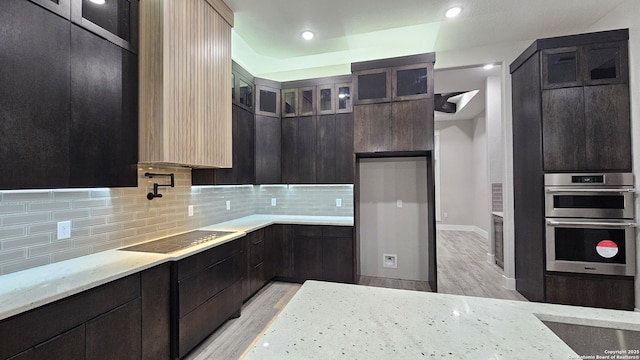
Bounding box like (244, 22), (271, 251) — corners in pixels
(546, 220), (637, 227)
(545, 187), (635, 193)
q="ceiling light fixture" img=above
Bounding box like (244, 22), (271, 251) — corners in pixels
(483, 64), (495, 70)
(90, 0), (106, 4)
(445, 6), (463, 18)
(301, 31), (315, 41)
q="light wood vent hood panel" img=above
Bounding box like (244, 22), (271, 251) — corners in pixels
(139, 0), (232, 168)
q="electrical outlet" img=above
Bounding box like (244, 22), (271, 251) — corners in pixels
(396, 200), (403, 208)
(444, 212), (448, 218)
(226, 200), (231, 210)
(271, 198), (277, 206)
(188, 205), (194, 217)
(383, 254), (397, 269)
(57, 221), (71, 240)
(336, 198), (342, 207)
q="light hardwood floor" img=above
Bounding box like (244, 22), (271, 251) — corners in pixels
(436, 229), (527, 301)
(185, 230), (525, 359)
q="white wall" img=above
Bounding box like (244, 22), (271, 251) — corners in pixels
(435, 117), (490, 235)
(486, 76), (504, 184)
(586, 0), (640, 311)
(358, 157), (429, 281)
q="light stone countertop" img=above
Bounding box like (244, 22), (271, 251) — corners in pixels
(0, 215), (353, 321)
(245, 281), (640, 360)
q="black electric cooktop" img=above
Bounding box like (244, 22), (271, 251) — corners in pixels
(119, 230), (235, 254)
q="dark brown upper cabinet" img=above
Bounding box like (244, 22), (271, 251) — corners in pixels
(29, 0), (71, 18)
(335, 83), (352, 113)
(317, 84), (335, 114)
(542, 40), (627, 89)
(298, 87), (315, 116)
(392, 63), (434, 101)
(233, 62), (254, 111)
(71, 0), (138, 53)
(256, 80), (281, 117)
(282, 88), (298, 117)
(353, 68), (391, 104)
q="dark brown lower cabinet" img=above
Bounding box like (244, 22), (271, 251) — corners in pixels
(172, 241), (243, 359)
(290, 225), (354, 284)
(86, 299), (141, 360)
(545, 273), (635, 311)
(0, 265), (170, 360)
(267, 225), (293, 279)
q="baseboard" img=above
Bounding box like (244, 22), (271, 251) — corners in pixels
(503, 275), (516, 290)
(486, 253), (495, 264)
(436, 224), (488, 239)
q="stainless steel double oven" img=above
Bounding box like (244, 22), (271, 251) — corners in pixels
(544, 173), (636, 276)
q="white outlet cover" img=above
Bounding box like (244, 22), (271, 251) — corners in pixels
(188, 205), (194, 217)
(336, 198), (342, 207)
(396, 200), (403, 208)
(226, 200), (231, 210)
(271, 198), (277, 206)
(57, 221), (71, 240)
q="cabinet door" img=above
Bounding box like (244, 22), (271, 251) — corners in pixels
(297, 116), (317, 183)
(335, 113), (354, 183)
(584, 84), (631, 171)
(282, 88), (298, 117)
(391, 99), (434, 151)
(316, 115), (337, 184)
(322, 236), (354, 284)
(542, 47), (582, 89)
(335, 83), (352, 114)
(70, 0), (138, 53)
(211, 105), (239, 185)
(299, 87), (315, 116)
(255, 115), (282, 184)
(268, 225), (293, 278)
(583, 41), (628, 86)
(0, 0), (71, 189)
(256, 85), (280, 117)
(86, 299), (142, 360)
(353, 69), (391, 104)
(545, 274), (634, 310)
(281, 117), (298, 184)
(317, 85), (334, 115)
(29, 0), (71, 19)
(354, 103), (392, 153)
(70, 25), (138, 187)
(141, 264), (170, 360)
(293, 227), (323, 281)
(542, 87), (586, 171)
(392, 63), (433, 101)
(8, 325), (85, 360)
(236, 106), (256, 184)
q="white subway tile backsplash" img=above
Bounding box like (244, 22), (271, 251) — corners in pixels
(0, 166), (352, 275)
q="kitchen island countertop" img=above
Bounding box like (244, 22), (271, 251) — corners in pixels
(245, 281), (640, 359)
(0, 215), (353, 321)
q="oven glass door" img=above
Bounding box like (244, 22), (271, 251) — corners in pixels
(545, 189), (633, 219)
(546, 219), (635, 276)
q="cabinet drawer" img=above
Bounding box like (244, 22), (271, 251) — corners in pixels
(85, 298), (142, 360)
(8, 324), (84, 360)
(322, 226), (353, 238)
(250, 239), (265, 266)
(294, 225), (323, 237)
(177, 240), (239, 281)
(177, 280), (242, 358)
(178, 254), (242, 317)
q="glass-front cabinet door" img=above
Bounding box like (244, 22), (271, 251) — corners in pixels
(583, 41), (628, 86)
(29, 0), (71, 19)
(282, 88), (298, 117)
(71, 0), (138, 53)
(317, 84), (334, 114)
(353, 69), (391, 104)
(392, 63), (433, 101)
(298, 87), (315, 116)
(256, 85), (280, 117)
(542, 47), (581, 89)
(335, 83), (352, 113)
(237, 77), (253, 110)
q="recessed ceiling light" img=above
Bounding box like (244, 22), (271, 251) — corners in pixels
(90, 0), (106, 4)
(483, 64), (495, 70)
(445, 6), (463, 18)
(301, 31), (315, 41)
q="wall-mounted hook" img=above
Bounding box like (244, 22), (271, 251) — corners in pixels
(145, 172), (174, 200)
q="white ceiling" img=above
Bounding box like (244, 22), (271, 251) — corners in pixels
(224, 0), (626, 79)
(434, 65), (501, 121)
